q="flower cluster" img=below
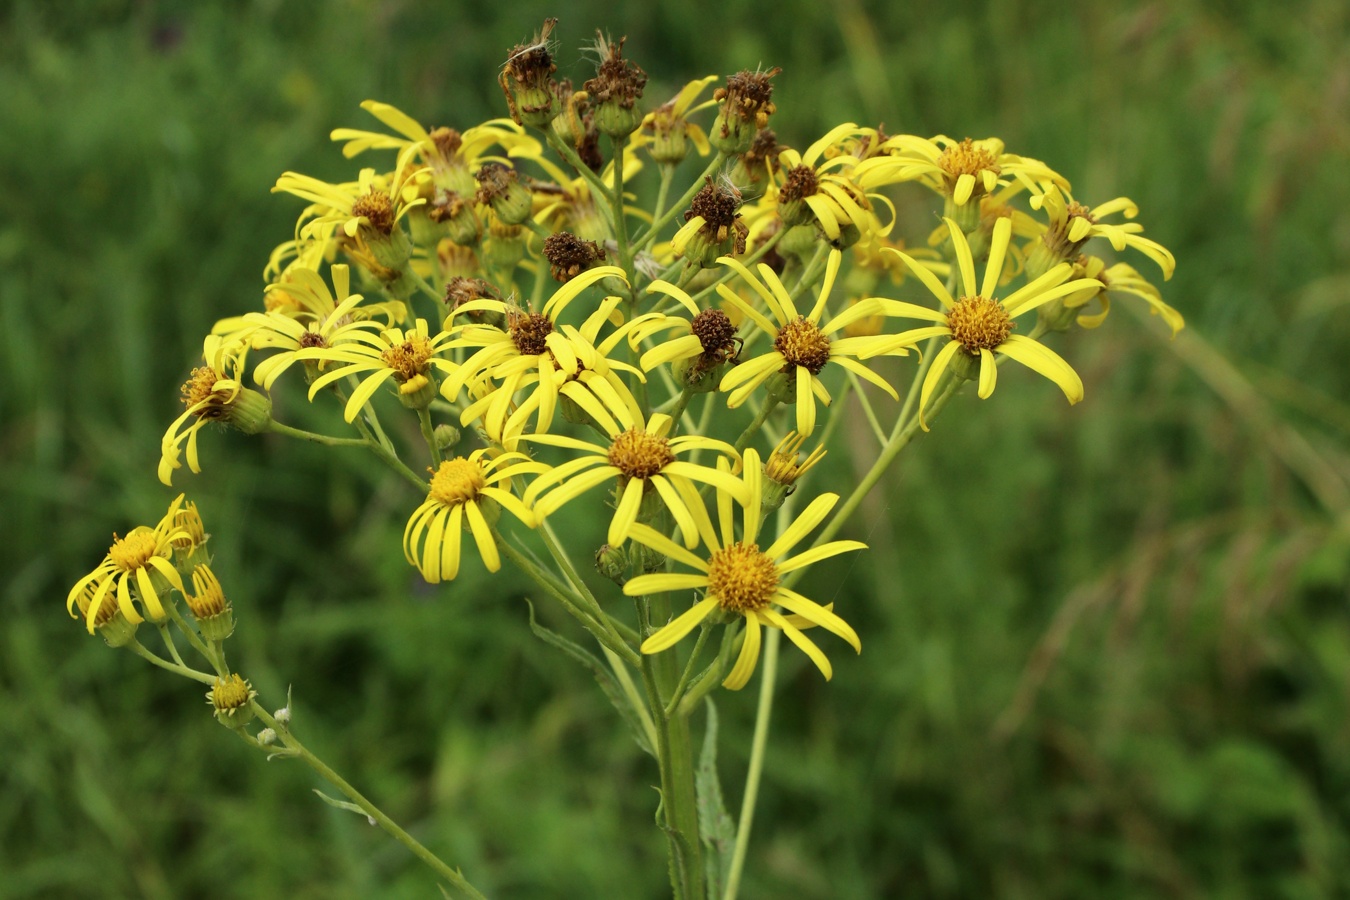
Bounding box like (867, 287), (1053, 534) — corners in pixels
(77, 20), (1181, 702)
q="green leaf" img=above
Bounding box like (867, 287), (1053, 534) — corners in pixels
(526, 600), (655, 756)
(312, 789), (374, 824)
(696, 699), (736, 898)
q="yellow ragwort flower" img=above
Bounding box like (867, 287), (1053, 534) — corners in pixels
(775, 123), (910, 245)
(623, 449), (863, 690)
(330, 100), (541, 194)
(243, 265), (402, 390)
(524, 406), (747, 549)
(1064, 255), (1184, 336)
(641, 75), (719, 165)
(403, 450), (542, 583)
(160, 335), (270, 486)
(877, 135), (1068, 210)
(303, 318), (459, 420)
(872, 217), (1104, 428)
(441, 266), (652, 445)
(1024, 184), (1176, 281)
(67, 494), (191, 633)
(717, 249), (913, 436)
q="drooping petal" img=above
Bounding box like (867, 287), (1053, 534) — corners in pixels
(640, 596), (719, 654)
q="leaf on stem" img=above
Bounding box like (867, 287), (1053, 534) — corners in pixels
(696, 699), (736, 896)
(525, 601), (654, 757)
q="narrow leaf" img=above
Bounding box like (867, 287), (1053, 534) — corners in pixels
(312, 790), (375, 824)
(526, 601), (655, 757)
(697, 699), (736, 896)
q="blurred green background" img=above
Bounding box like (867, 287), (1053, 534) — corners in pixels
(4, 0), (1350, 897)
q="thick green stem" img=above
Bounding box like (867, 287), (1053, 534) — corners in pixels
(545, 130), (617, 213)
(251, 703), (487, 900)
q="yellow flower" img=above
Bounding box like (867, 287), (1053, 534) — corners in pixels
(775, 123), (908, 245)
(641, 75), (718, 164)
(303, 318), (458, 421)
(67, 494), (191, 633)
(873, 217), (1103, 428)
(633, 282), (741, 377)
(531, 143), (646, 242)
(243, 265), (403, 390)
(623, 449), (863, 690)
(273, 154), (427, 244)
(1025, 184), (1176, 280)
(440, 266), (650, 445)
(1066, 256), (1184, 336)
(159, 335), (270, 486)
(877, 135), (1068, 209)
(525, 407), (747, 549)
(330, 100), (541, 194)
(403, 450), (541, 583)
(717, 249), (912, 436)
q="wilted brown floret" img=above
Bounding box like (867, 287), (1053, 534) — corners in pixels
(714, 68), (781, 129)
(543, 231), (607, 282)
(583, 33), (647, 109)
(474, 164), (519, 204)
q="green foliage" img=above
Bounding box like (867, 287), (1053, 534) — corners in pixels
(2, 0), (1348, 897)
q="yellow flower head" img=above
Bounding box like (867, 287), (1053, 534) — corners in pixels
(67, 494), (191, 633)
(774, 123), (910, 247)
(160, 335), (271, 486)
(623, 449), (863, 690)
(330, 100), (541, 196)
(524, 402), (748, 550)
(243, 265), (402, 391)
(876, 134), (1069, 209)
(1025, 184), (1176, 281)
(717, 249), (914, 437)
(440, 266), (654, 447)
(302, 318), (459, 421)
(403, 450), (542, 583)
(874, 217), (1104, 429)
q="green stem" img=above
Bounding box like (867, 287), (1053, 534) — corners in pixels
(634, 596), (703, 900)
(166, 604), (224, 675)
(498, 534), (640, 667)
(652, 164), (676, 226)
(545, 130), (617, 210)
(733, 398), (779, 455)
(537, 519), (640, 647)
(784, 375), (961, 592)
(668, 388), (696, 435)
(417, 408), (442, 467)
(126, 639), (216, 684)
(721, 627), (781, 900)
(663, 623), (711, 718)
(676, 623), (741, 718)
(267, 420), (369, 448)
(250, 703), (487, 900)
(633, 152), (728, 254)
(608, 135), (635, 276)
(156, 623), (188, 669)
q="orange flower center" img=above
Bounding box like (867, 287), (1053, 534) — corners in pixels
(380, 334), (433, 382)
(947, 295), (1014, 354)
(707, 541), (779, 613)
(774, 317), (831, 374)
(937, 138), (1000, 182)
(429, 458), (486, 507)
(109, 530), (158, 572)
(607, 429), (675, 480)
